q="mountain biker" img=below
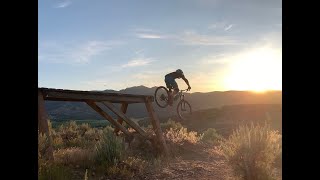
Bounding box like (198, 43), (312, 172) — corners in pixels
(165, 69), (191, 106)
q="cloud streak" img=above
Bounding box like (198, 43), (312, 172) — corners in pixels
(121, 58), (154, 68)
(133, 28), (167, 39)
(39, 40), (123, 64)
(208, 22), (234, 31)
(178, 31), (239, 46)
(136, 33), (165, 39)
(55, 0), (72, 8)
(224, 24), (233, 31)
(71, 41), (111, 63)
(133, 28), (238, 46)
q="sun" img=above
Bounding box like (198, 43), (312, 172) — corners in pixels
(224, 47), (282, 92)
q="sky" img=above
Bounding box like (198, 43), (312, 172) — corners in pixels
(38, 0), (282, 92)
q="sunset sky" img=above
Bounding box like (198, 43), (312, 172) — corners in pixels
(38, 0), (282, 93)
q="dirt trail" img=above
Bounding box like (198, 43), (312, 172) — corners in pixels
(69, 143), (234, 180)
(140, 143), (234, 180)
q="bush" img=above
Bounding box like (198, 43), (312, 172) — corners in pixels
(50, 121), (105, 149)
(94, 129), (125, 167)
(39, 163), (72, 180)
(165, 127), (201, 145)
(220, 123), (282, 180)
(54, 147), (94, 168)
(38, 133), (48, 158)
(201, 128), (224, 145)
(160, 119), (183, 131)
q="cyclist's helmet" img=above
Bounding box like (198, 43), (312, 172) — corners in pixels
(176, 69), (184, 76)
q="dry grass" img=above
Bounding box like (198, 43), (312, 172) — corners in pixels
(219, 122), (282, 180)
(165, 127), (201, 145)
(54, 147), (94, 168)
(200, 128), (224, 145)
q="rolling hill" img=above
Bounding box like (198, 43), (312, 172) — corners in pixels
(44, 85), (282, 121)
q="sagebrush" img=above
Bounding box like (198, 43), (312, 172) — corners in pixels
(220, 123), (282, 180)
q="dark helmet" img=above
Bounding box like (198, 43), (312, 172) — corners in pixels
(176, 69), (184, 75)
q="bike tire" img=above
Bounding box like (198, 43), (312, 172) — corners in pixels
(154, 86), (169, 108)
(176, 100), (192, 121)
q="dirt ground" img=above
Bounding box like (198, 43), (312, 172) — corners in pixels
(71, 143), (235, 180)
(136, 143), (235, 180)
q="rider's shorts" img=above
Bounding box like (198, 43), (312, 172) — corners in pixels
(165, 75), (178, 90)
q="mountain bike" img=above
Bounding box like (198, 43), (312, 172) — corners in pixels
(154, 86), (192, 120)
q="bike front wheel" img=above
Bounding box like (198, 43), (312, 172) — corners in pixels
(176, 100), (192, 121)
(154, 86), (169, 108)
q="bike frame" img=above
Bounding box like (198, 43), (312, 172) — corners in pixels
(175, 89), (189, 101)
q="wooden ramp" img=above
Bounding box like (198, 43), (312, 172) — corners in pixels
(38, 88), (169, 160)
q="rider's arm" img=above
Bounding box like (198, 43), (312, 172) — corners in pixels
(182, 76), (191, 89)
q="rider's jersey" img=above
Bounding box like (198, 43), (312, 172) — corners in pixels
(165, 71), (185, 79)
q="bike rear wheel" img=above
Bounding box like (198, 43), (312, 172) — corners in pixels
(154, 86), (169, 108)
(176, 100), (192, 121)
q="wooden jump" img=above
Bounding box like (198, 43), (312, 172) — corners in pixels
(38, 88), (169, 160)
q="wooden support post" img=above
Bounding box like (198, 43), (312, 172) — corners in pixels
(38, 91), (54, 161)
(85, 100), (131, 137)
(114, 103), (128, 134)
(102, 101), (149, 139)
(144, 97), (169, 156)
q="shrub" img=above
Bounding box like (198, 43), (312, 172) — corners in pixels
(159, 119), (183, 131)
(54, 147), (94, 168)
(38, 163), (72, 180)
(94, 129), (125, 167)
(52, 135), (64, 149)
(58, 121), (81, 147)
(38, 133), (48, 158)
(220, 123), (282, 180)
(201, 128), (224, 145)
(165, 127), (201, 145)
(51, 121), (105, 149)
(79, 123), (91, 136)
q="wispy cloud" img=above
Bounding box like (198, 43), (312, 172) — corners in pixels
(134, 49), (145, 55)
(39, 40), (123, 64)
(208, 22), (234, 31)
(136, 33), (164, 39)
(121, 58), (154, 68)
(178, 31), (239, 46)
(224, 24), (233, 31)
(133, 27), (238, 46)
(133, 28), (168, 39)
(55, 0), (72, 8)
(71, 41), (111, 63)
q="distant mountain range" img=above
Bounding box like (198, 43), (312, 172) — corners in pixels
(44, 85), (282, 121)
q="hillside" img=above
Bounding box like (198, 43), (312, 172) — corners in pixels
(44, 86), (282, 121)
(138, 104), (282, 136)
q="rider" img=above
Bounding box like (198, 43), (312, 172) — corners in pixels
(165, 69), (191, 106)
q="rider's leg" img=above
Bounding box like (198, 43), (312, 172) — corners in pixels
(168, 88), (174, 106)
(172, 80), (179, 99)
(169, 88), (179, 106)
(172, 88), (179, 98)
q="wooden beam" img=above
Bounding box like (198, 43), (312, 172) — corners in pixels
(114, 103), (128, 134)
(144, 98), (169, 156)
(85, 101), (131, 137)
(40, 88), (153, 103)
(102, 101), (149, 139)
(38, 91), (54, 161)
